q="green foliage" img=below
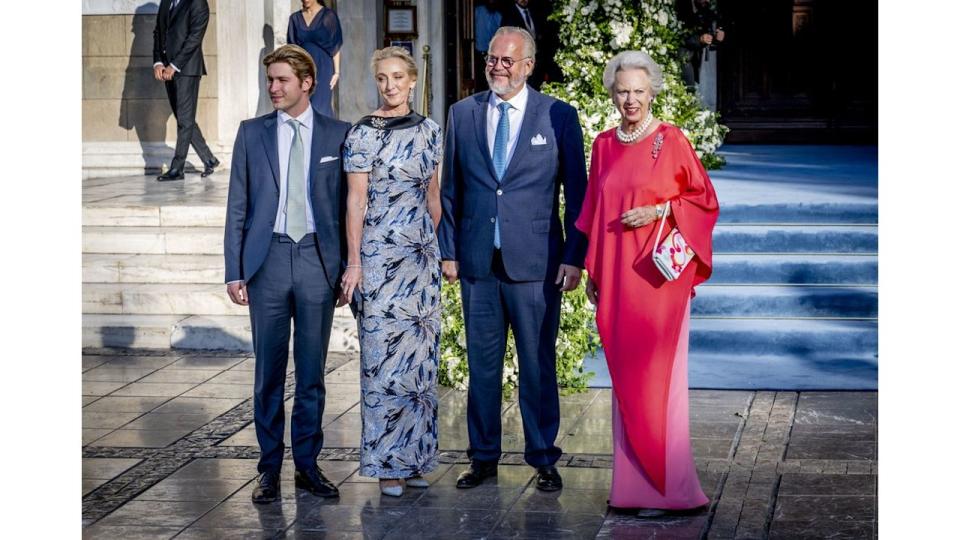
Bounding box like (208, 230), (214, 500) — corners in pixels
(543, 0), (729, 167)
(439, 279), (599, 398)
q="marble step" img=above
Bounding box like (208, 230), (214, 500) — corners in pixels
(82, 312), (359, 352)
(692, 285), (877, 318)
(83, 205), (225, 227)
(83, 226), (222, 255)
(712, 224), (876, 254)
(582, 348), (877, 390)
(83, 200), (878, 228)
(710, 254), (877, 285)
(689, 318), (877, 356)
(717, 202), (877, 224)
(83, 282), (871, 319)
(83, 254), (225, 284)
(83, 223), (876, 258)
(83, 283), (242, 316)
(82, 314), (188, 349)
(687, 352), (878, 390)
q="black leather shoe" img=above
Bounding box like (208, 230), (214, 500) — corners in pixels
(157, 169), (184, 181)
(456, 461), (498, 489)
(251, 471), (280, 504)
(200, 158), (220, 177)
(535, 466), (563, 492)
(294, 465), (339, 498)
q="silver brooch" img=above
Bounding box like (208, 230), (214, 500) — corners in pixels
(370, 117), (387, 129)
(651, 133), (664, 159)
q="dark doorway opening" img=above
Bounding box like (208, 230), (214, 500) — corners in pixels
(717, 0), (877, 143)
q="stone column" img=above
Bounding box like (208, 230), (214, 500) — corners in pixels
(337, 0), (381, 123)
(418, 0), (446, 124)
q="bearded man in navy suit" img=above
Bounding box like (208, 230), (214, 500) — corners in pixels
(438, 26), (588, 492)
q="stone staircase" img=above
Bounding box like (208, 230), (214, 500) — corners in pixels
(82, 174), (358, 352)
(688, 216), (878, 389)
(585, 146), (879, 390)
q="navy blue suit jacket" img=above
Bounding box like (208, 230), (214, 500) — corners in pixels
(224, 109), (351, 288)
(438, 87), (589, 281)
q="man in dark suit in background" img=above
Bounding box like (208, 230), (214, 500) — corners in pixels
(224, 44), (351, 503)
(438, 26), (588, 492)
(498, 0), (561, 89)
(153, 0), (219, 180)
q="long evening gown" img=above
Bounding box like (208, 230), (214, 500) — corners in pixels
(343, 113), (444, 479)
(287, 8), (343, 118)
(574, 123), (719, 509)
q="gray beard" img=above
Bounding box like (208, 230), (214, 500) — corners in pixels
(487, 73), (524, 95)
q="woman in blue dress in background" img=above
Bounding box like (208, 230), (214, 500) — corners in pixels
(287, 0), (342, 117)
(341, 47), (443, 497)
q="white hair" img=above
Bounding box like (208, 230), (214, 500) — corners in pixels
(489, 26), (537, 60)
(602, 51), (664, 98)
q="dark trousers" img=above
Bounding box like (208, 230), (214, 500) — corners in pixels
(246, 233), (335, 474)
(164, 74), (215, 171)
(459, 250), (562, 467)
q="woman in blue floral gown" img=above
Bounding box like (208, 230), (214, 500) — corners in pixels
(341, 47), (442, 497)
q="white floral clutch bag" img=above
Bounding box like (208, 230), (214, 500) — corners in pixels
(653, 202), (695, 281)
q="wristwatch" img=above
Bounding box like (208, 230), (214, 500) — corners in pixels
(655, 204), (666, 219)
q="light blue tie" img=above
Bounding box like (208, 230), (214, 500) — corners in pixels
(285, 119), (307, 243)
(492, 101), (511, 248)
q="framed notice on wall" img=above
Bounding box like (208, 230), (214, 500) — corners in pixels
(389, 40), (415, 56)
(385, 4), (417, 38)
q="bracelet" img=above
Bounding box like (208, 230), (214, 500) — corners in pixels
(346, 264), (362, 269)
(655, 204), (665, 219)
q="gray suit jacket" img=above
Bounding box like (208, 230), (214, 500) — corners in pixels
(224, 109), (351, 288)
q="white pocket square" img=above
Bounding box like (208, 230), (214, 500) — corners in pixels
(531, 134), (548, 146)
(319, 155), (339, 163)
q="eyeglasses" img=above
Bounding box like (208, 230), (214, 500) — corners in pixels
(484, 54), (531, 69)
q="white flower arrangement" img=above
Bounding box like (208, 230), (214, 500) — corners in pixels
(543, 0), (728, 169)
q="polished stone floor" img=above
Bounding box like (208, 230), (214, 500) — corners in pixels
(82, 349), (877, 539)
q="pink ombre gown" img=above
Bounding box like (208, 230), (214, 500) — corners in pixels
(609, 303), (708, 509)
(575, 124), (718, 509)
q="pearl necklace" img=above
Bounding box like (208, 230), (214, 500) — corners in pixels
(616, 112), (654, 144)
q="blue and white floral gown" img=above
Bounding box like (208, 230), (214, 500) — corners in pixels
(343, 114), (442, 478)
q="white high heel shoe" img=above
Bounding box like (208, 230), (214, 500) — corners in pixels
(405, 475), (429, 488)
(379, 479), (403, 497)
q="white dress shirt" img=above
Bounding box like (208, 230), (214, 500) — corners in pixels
(486, 84), (529, 166)
(274, 107), (316, 236)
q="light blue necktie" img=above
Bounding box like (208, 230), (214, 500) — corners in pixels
(285, 119), (307, 243)
(492, 101), (511, 248)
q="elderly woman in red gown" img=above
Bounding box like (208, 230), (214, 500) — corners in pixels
(574, 50), (719, 514)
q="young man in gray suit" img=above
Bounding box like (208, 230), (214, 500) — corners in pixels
(438, 27), (589, 492)
(152, 0), (219, 180)
(224, 45), (350, 504)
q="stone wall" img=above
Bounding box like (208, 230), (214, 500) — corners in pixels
(82, 1), (219, 176)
